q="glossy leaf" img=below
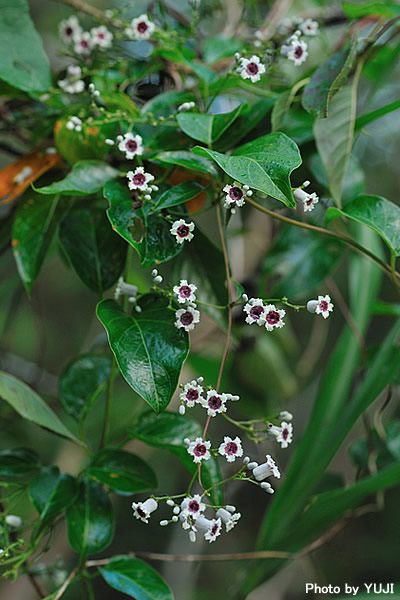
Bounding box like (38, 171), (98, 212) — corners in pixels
(262, 226), (343, 299)
(12, 192), (69, 295)
(66, 478), (114, 555)
(54, 118), (119, 164)
(88, 449), (157, 494)
(302, 39), (357, 118)
(152, 150), (220, 178)
(35, 161), (119, 196)
(104, 180), (184, 267)
(0, 0), (51, 92)
(216, 98), (275, 151)
(271, 90), (291, 132)
(177, 105), (244, 145)
(29, 466), (77, 534)
(326, 194), (400, 256)
(153, 181), (205, 211)
(342, 1), (400, 18)
(99, 556), (174, 600)
(203, 36), (244, 64)
(131, 411), (223, 505)
(97, 296), (189, 414)
(59, 354), (112, 421)
(194, 132), (301, 207)
(0, 371), (81, 444)
(0, 447), (40, 476)
(59, 204), (127, 293)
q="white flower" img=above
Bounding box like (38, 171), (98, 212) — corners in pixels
(180, 380), (204, 407)
(315, 294), (334, 319)
(114, 276), (138, 301)
(216, 508), (241, 532)
(294, 187), (319, 212)
(13, 166), (33, 184)
(59, 16), (81, 44)
(177, 101), (196, 112)
(222, 183), (252, 209)
(126, 14), (155, 40)
(73, 31), (93, 55)
(91, 25), (113, 48)
(264, 304), (286, 331)
(118, 133), (144, 160)
(127, 166), (154, 191)
(300, 18), (319, 36)
(5, 515), (22, 528)
(58, 65), (85, 94)
(132, 498), (158, 523)
(243, 298), (266, 326)
(218, 436), (243, 462)
(170, 219), (195, 243)
(173, 280), (197, 304)
(287, 39), (308, 66)
(175, 306), (200, 332)
(276, 422), (293, 448)
(180, 495), (206, 520)
(279, 410), (293, 421)
(201, 390), (227, 417)
(195, 516), (222, 543)
(252, 455), (281, 481)
(238, 55), (266, 83)
(66, 116), (82, 132)
(187, 437), (211, 463)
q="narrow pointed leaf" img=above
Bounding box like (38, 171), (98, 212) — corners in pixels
(0, 447), (40, 476)
(88, 449), (157, 493)
(35, 161), (118, 196)
(99, 556), (174, 600)
(29, 466), (77, 535)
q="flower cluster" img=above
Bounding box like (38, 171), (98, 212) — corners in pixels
(243, 298), (286, 331)
(59, 16), (113, 55)
(58, 65), (85, 94)
(66, 116), (83, 132)
(173, 280), (200, 332)
(279, 17), (319, 67)
(222, 182), (253, 212)
(179, 379), (239, 417)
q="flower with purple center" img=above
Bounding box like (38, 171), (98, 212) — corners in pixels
(180, 380), (204, 408)
(218, 435), (243, 462)
(73, 31), (93, 56)
(118, 133), (144, 160)
(175, 306), (200, 332)
(195, 516), (223, 543)
(276, 422), (293, 448)
(180, 495), (205, 520)
(131, 498), (158, 523)
(126, 14), (155, 40)
(287, 38), (308, 66)
(294, 187), (319, 212)
(238, 55), (266, 83)
(59, 16), (82, 44)
(216, 508), (241, 532)
(170, 219), (195, 244)
(300, 18), (319, 36)
(127, 166), (154, 191)
(264, 304), (286, 332)
(222, 183), (248, 209)
(173, 279), (197, 304)
(201, 390), (227, 417)
(315, 295), (334, 319)
(90, 25), (113, 48)
(251, 455), (281, 481)
(187, 437), (211, 464)
(243, 298), (266, 326)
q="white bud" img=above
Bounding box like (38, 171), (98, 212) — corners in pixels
(247, 461), (258, 470)
(179, 405), (186, 415)
(243, 456), (250, 465)
(66, 121), (74, 130)
(171, 515), (179, 522)
(135, 305), (142, 313)
(151, 185), (159, 191)
(88, 83), (95, 92)
(173, 506), (180, 515)
(242, 293), (248, 301)
(93, 90), (100, 97)
(128, 297), (136, 304)
(243, 185), (249, 190)
(183, 438), (191, 446)
(231, 208), (236, 214)
(151, 269), (158, 277)
(160, 520), (169, 526)
(166, 499), (175, 507)
(246, 190), (253, 196)
(307, 300), (318, 314)
(279, 410), (293, 421)
(144, 194), (152, 201)
(117, 135), (123, 142)
(226, 505), (236, 513)
(5, 515), (22, 528)
(234, 52), (241, 60)
(230, 395), (240, 401)
(197, 376), (204, 383)
(189, 531), (196, 542)
(154, 275), (163, 284)
(302, 180), (310, 188)
(75, 126), (82, 132)
(105, 138), (115, 145)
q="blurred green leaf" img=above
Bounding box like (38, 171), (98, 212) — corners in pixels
(203, 36), (244, 64)
(142, 90), (195, 116)
(355, 99), (400, 130)
(59, 354), (112, 421)
(55, 119), (118, 164)
(35, 161), (118, 196)
(152, 150), (220, 178)
(271, 90), (291, 132)
(216, 98), (275, 151)
(99, 556), (174, 600)
(88, 449), (157, 494)
(342, 1), (400, 18)
(66, 479), (114, 555)
(0, 371), (81, 444)
(326, 194), (400, 256)
(153, 181), (205, 211)
(12, 192), (69, 295)
(130, 411), (223, 505)
(386, 421), (400, 460)
(97, 296), (189, 414)
(0, 447), (40, 476)
(0, 0), (51, 92)
(309, 154), (365, 203)
(302, 39), (357, 118)
(194, 133), (301, 207)
(177, 105), (244, 145)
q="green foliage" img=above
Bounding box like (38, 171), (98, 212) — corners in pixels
(88, 449), (157, 494)
(177, 105), (245, 145)
(0, 448), (40, 476)
(153, 181), (205, 211)
(35, 161), (119, 196)
(342, 1), (400, 18)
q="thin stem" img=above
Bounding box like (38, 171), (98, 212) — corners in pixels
(54, 0), (123, 27)
(53, 568), (78, 600)
(99, 358), (115, 449)
(390, 253), (400, 295)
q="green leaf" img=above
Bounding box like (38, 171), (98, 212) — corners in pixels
(262, 226), (343, 299)
(194, 132), (301, 207)
(98, 556), (174, 600)
(325, 194), (400, 256)
(0, 371), (81, 444)
(97, 296), (189, 414)
(215, 98), (275, 151)
(177, 105), (244, 145)
(153, 181), (205, 211)
(35, 161), (119, 196)
(130, 411), (223, 505)
(313, 80), (358, 206)
(88, 449), (157, 494)
(343, 1), (400, 18)
(59, 204), (127, 293)
(55, 119), (119, 164)
(203, 36), (244, 64)
(59, 354), (112, 421)
(271, 90), (291, 132)
(29, 466), (77, 535)
(385, 421), (400, 460)
(355, 99), (400, 130)
(151, 150), (220, 178)
(302, 39), (357, 118)
(12, 192), (69, 295)
(66, 478), (114, 555)
(104, 180), (184, 268)
(0, 0), (51, 92)
(0, 447), (40, 476)
(309, 153), (365, 203)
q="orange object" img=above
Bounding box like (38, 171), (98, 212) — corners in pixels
(168, 168), (208, 214)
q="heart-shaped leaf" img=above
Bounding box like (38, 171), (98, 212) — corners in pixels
(177, 105), (244, 145)
(88, 448), (157, 494)
(99, 556), (174, 600)
(193, 132), (301, 207)
(97, 296), (189, 413)
(35, 160), (119, 196)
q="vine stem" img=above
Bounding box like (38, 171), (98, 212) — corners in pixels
(54, 0), (123, 27)
(245, 197), (400, 287)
